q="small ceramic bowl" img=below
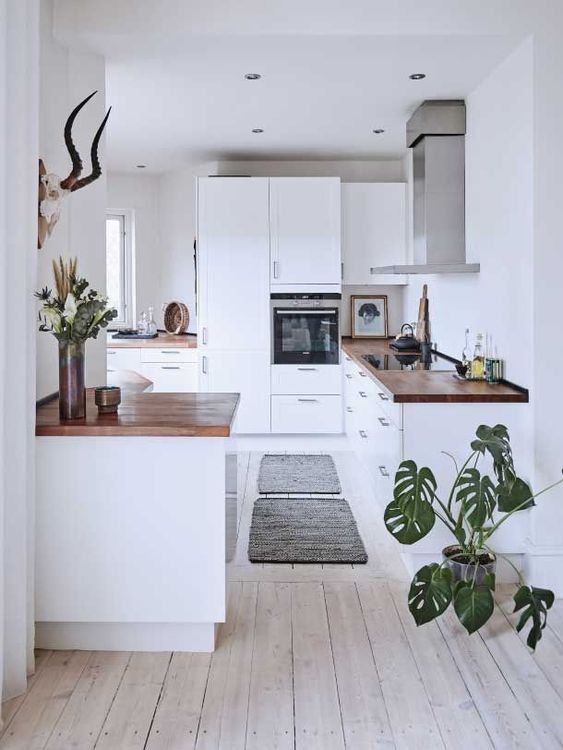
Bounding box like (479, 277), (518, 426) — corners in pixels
(95, 386), (121, 414)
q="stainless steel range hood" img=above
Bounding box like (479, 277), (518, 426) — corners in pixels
(371, 100), (479, 275)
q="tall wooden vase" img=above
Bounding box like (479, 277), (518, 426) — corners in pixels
(58, 340), (86, 419)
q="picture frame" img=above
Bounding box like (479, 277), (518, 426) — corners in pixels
(351, 294), (388, 338)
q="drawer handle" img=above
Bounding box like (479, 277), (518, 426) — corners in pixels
(378, 392), (389, 401)
(345, 356), (351, 361)
(346, 407), (353, 413)
(297, 367), (317, 371)
(162, 366), (180, 370)
(359, 371), (367, 377)
(202, 355), (208, 374)
(378, 417), (390, 427)
(161, 350), (180, 354)
(107, 369), (115, 373)
(379, 465), (390, 477)
(345, 373), (353, 379)
(359, 391), (368, 398)
(107, 351), (116, 355)
(273, 260), (280, 279)
(202, 327), (208, 345)
(359, 430), (368, 439)
(297, 398), (318, 403)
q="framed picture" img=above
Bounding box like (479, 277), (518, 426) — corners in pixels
(351, 295), (388, 338)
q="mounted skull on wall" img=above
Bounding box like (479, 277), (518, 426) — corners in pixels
(38, 91), (111, 249)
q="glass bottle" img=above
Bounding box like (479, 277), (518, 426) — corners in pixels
(147, 306), (157, 336)
(137, 311), (147, 335)
(461, 328), (471, 368)
(471, 333), (485, 379)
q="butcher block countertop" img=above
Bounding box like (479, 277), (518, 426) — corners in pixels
(36, 390), (239, 437)
(107, 332), (197, 349)
(341, 337), (528, 404)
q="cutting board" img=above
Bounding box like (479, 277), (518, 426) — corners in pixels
(415, 284), (429, 343)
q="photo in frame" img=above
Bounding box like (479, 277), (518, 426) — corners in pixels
(351, 295), (388, 338)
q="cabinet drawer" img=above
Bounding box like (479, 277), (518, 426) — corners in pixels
(140, 363), (198, 392)
(370, 376), (402, 428)
(271, 365), (342, 395)
(271, 395), (343, 434)
(140, 348), (197, 364)
(107, 348), (141, 373)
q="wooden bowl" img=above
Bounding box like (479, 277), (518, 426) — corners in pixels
(163, 301), (189, 334)
(95, 386), (121, 414)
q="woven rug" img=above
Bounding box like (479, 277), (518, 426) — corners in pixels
(257, 454), (342, 494)
(248, 496), (368, 564)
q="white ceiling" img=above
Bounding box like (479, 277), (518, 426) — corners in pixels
(100, 33), (520, 173)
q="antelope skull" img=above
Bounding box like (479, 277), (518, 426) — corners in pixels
(38, 91), (111, 249)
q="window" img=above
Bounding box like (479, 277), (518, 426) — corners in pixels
(106, 210), (134, 326)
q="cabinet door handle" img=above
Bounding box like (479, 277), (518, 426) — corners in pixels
(297, 367), (317, 371)
(273, 260), (280, 279)
(162, 366), (180, 370)
(378, 417), (390, 427)
(379, 465), (390, 477)
(202, 327), (208, 345)
(346, 406), (353, 413)
(161, 350), (180, 354)
(341, 262), (344, 280)
(345, 373), (352, 379)
(297, 398), (318, 403)
(359, 391), (368, 398)
(202, 355), (208, 374)
(107, 350), (116, 355)
(107, 369), (115, 373)
(359, 430), (368, 439)
(378, 391), (389, 401)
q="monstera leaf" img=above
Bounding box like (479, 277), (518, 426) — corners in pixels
(497, 477), (534, 513)
(513, 585), (554, 650)
(470, 424), (515, 485)
(408, 564), (453, 625)
(384, 461), (437, 544)
(455, 468), (496, 528)
(453, 579), (495, 634)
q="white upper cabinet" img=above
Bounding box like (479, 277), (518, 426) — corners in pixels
(198, 177), (270, 351)
(342, 183), (407, 285)
(270, 177), (341, 286)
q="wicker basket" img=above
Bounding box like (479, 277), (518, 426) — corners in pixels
(163, 301), (190, 334)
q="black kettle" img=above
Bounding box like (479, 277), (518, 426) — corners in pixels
(390, 323), (421, 352)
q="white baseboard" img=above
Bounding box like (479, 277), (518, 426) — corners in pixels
(35, 622), (218, 652)
(234, 434), (352, 451)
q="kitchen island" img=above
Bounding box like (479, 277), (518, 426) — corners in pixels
(35, 389), (239, 652)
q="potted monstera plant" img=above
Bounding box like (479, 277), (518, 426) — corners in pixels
(384, 424), (562, 650)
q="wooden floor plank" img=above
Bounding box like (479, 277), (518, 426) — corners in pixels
(437, 607), (544, 747)
(43, 651), (131, 750)
(292, 582), (345, 750)
(245, 583), (294, 750)
(0, 651), (91, 750)
(324, 582), (394, 748)
(0, 651), (53, 740)
(196, 582), (258, 750)
(388, 581), (493, 750)
(144, 653), (211, 750)
(95, 652), (171, 750)
(357, 580), (445, 749)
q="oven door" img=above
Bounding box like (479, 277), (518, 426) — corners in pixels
(273, 307), (340, 364)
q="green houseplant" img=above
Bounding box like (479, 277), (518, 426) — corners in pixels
(36, 257), (117, 419)
(384, 424), (562, 650)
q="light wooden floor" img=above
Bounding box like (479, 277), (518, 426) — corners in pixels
(3, 451), (563, 749)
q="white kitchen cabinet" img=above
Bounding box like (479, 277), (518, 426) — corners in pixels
(198, 177), (270, 351)
(107, 347), (141, 374)
(342, 183), (407, 285)
(140, 362), (198, 393)
(271, 395), (343, 434)
(270, 177), (341, 286)
(199, 351), (271, 434)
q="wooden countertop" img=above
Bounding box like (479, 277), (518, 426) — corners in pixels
(36, 390), (240, 437)
(107, 332), (197, 349)
(341, 337), (528, 404)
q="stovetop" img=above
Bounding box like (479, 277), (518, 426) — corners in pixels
(361, 350), (458, 372)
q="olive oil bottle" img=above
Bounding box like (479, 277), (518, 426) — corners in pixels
(471, 333), (485, 379)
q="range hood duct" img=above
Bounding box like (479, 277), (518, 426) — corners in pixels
(371, 100), (479, 275)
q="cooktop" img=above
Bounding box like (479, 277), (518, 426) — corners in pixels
(361, 350), (458, 372)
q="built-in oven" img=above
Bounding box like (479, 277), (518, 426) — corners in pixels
(271, 293), (341, 365)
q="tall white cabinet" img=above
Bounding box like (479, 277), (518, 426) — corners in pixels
(197, 178), (271, 433)
(270, 177), (341, 287)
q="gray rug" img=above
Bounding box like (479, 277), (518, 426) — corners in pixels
(248, 496), (368, 564)
(258, 454), (342, 494)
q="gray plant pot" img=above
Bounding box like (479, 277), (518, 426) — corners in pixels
(442, 545), (496, 586)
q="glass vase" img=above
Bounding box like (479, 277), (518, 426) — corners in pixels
(58, 340), (86, 420)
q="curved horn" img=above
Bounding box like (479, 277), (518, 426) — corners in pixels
(60, 90), (98, 190)
(70, 107), (111, 193)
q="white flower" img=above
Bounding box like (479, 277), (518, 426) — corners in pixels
(63, 293), (78, 322)
(43, 307), (62, 332)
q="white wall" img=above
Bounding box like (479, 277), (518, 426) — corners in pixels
(38, 0), (107, 397)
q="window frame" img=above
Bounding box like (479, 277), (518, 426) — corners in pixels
(106, 208), (135, 327)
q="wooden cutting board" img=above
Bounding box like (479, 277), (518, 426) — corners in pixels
(415, 284), (429, 343)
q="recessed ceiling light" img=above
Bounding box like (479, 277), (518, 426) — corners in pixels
(409, 73), (426, 80)
(136, 164), (147, 169)
(252, 128), (264, 134)
(245, 73), (262, 80)
(372, 128), (385, 134)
